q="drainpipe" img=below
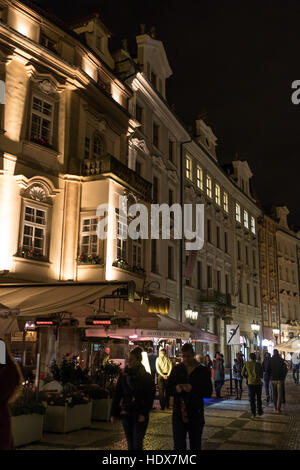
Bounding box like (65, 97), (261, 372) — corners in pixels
(179, 138), (192, 322)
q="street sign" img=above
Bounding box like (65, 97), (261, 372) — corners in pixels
(226, 324), (240, 345)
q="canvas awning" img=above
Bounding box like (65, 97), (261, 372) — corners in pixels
(0, 281), (135, 317)
(0, 303), (20, 337)
(276, 337), (300, 353)
(85, 313), (219, 343)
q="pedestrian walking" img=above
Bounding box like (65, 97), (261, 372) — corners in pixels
(167, 343), (212, 450)
(262, 352), (272, 403)
(291, 352), (300, 384)
(0, 342), (22, 450)
(241, 352), (263, 418)
(212, 352), (225, 398)
(147, 347), (157, 381)
(156, 348), (172, 410)
(268, 349), (287, 413)
(233, 358), (243, 400)
(110, 346), (155, 450)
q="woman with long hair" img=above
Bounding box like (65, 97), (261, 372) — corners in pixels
(0, 340), (23, 450)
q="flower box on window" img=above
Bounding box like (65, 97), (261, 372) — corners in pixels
(76, 253), (102, 265)
(31, 135), (52, 149)
(112, 259), (145, 274)
(21, 249), (45, 260)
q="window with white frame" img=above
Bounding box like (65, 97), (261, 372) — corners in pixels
(132, 237), (143, 267)
(80, 217), (98, 255)
(197, 165), (203, 190)
(215, 184), (221, 205)
(206, 175), (212, 198)
(22, 205), (47, 255)
(30, 96), (53, 145)
(244, 210), (249, 228)
(223, 192), (229, 212)
(251, 216), (256, 234)
(185, 155), (192, 180)
(235, 203), (241, 222)
(117, 214), (127, 260)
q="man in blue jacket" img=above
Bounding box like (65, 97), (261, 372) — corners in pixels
(167, 343), (212, 450)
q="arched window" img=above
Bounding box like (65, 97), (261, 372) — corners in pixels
(93, 134), (104, 159)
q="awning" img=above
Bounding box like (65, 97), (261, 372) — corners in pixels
(0, 303), (20, 337)
(0, 281), (134, 317)
(85, 314), (219, 343)
(276, 337), (300, 353)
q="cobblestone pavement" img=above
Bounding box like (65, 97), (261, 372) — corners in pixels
(21, 372), (299, 451)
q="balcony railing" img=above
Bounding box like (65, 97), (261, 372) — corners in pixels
(199, 289), (232, 306)
(83, 154), (152, 201)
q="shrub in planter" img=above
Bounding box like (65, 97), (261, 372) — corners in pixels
(10, 389), (45, 447)
(41, 392), (92, 433)
(50, 355), (90, 388)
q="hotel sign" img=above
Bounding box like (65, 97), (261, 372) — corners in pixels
(141, 330), (190, 340)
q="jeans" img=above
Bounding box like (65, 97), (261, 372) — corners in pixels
(234, 379), (243, 397)
(158, 375), (169, 409)
(172, 409), (204, 451)
(215, 380), (223, 398)
(248, 384), (263, 416)
(264, 378), (270, 398)
(122, 415), (149, 450)
(271, 380), (283, 410)
(293, 368), (299, 384)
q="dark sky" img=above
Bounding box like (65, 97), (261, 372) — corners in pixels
(33, 0), (300, 227)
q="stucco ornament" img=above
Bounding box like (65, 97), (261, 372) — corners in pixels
(39, 79), (55, 95)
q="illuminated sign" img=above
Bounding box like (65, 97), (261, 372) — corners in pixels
(86, 317), (112, 326)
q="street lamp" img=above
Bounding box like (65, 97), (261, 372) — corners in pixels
(251, 320), (260, 357)
(185, 304), (198, 323)
(273, 328), (280, 345)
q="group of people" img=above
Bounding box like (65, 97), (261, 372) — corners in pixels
(232, 349), (288, 417)
(111, 344), (212, 450)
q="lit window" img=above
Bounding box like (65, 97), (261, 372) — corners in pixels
(22, 206), (46, 256)
(30, 96), (53, 146)
(223, 192), (229, 212)
(196, 165), (203, 190)
(235, 203), (241, 222)
(185, 156), (192, 180)
(80, 218), (98, 255)
(206, 175), (212, 198)
(251, 216), (256, 234)
(117, 215), (127, 260)
(244, 210), (249, 229)
(215, 184), (221, 205)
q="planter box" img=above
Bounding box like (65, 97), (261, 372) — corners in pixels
(12, 413), (44, 447)
(92, 398), (112, 421)
(43, 402), (92, 433)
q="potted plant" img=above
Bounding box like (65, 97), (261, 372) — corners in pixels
(41, 356), (92, 433)
(76, 252), (102, 265)
(41, 390), (92, 433)
(112, 258), (133, 271)
(10, 388), (45, 447)
(90, 360), (121, 421)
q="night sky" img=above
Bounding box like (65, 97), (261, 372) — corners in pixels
(32, 0), (300, 227)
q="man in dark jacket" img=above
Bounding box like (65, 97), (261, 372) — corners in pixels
(268, 349), (287, 413)
(111, 346), (155, 450)
(0, 342), (22, 450)
(167, 343), (212, 450)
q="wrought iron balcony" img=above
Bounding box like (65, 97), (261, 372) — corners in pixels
(199, 289), (232, 306)
(83, 154), (152, 201)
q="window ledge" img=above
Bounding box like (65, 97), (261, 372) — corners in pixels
(77, 263), (104, 269)
(22, 140), (61, 158)
(14, 254), (51, 266)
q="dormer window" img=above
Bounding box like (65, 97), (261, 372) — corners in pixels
(40, 33), (57, 54)
(96, 34), (103, 52)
